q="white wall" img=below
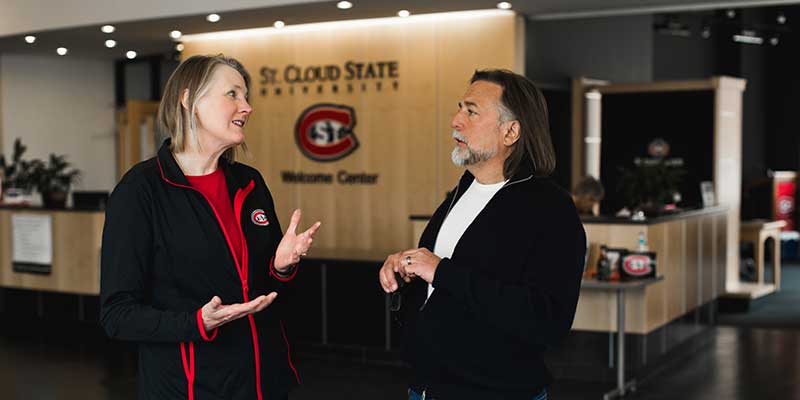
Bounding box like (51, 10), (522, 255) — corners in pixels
(0, 54), (116, 191)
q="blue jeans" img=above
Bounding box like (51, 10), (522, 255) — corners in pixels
(408, 388), (548, 400)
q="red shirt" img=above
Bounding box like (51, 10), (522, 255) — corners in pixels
(186, 168), (244, 268)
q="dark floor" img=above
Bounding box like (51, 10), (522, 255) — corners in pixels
(2, 265), (799, 399)
(719, 263), (800, 328)
(1, 326), (798, 400)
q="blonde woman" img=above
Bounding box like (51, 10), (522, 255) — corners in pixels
(100, 55), (320, 400)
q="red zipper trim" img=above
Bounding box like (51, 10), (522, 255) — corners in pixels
(233, 181), (254, 286)
(235, 180), (263, 400)
(159, 159), (263, 400)
(180, 342), (195, 400)
(280, 320), (301, 384)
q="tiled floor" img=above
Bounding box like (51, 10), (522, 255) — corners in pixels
(1, 326), (799, 399)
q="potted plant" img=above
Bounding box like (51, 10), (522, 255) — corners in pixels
(33, 153), (81, 209)
(617, 157), (685, 216)
(0, 138), (39, 204)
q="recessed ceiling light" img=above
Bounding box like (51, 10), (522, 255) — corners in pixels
(206, 14), (221, 23)
(170, 30), (182, 40)
(175, 43), (185, 52)
(398, 10), (410, 18)
(126, 50), (137, 59)
(497, 2), (512, 9)
(105, 39), (117, 48)
(24, 35), (36, 44)
(770, 36), (780, 46)
(274, 20), (285, 29)
(56, 47), (68, 56)
(777, 13), (787, 25)
(101, 25), (115, 34)
(726, 9), (736, 19)
(337, 1), (353, 10)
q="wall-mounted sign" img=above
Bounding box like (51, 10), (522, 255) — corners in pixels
(11, 214), (53, 274)
(283, 103), (378, 184)
(295, 103), (359, 162)
(259, 61), (399, 97)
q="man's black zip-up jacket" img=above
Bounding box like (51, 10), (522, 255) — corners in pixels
(401, 162), (586, 399)
(100, 140), (299, 400)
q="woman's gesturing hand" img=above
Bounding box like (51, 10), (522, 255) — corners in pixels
(201, 293), (277, 331)
(275, 209), (322, 271)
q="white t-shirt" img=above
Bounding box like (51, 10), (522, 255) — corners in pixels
(429, 178), (507, 299)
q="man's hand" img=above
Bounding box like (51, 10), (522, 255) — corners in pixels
(401, 248), (441, 284)
(201, 293), (277, 332)
(275, 209), (321, 271)
(379, 248), (441, 292)
(379, 252), (414, 293)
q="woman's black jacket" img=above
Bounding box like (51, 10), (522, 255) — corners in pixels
(100, 141), (299, 400)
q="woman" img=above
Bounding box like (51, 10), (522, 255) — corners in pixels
(100, 55), (320, 400)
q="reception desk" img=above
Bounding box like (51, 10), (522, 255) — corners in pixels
(577, 206), (728, 334)
(0, 207), (104, 296)
(546, 206), (729, 382)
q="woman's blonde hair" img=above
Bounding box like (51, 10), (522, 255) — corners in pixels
(156, 54), (251, 161)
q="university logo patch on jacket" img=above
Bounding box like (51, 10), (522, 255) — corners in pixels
(251, 209), (269, 226)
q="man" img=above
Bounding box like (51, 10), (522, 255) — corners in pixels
(379, 69), (586, 399)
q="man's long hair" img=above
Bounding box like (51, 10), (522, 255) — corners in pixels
(470, 69), (555, 179)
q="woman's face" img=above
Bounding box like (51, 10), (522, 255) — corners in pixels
(194, 65), (252, 152)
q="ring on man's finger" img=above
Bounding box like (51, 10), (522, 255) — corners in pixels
(405, 255), (412, 266)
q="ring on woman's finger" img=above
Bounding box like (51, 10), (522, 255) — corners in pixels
(405, 255), (412, 266)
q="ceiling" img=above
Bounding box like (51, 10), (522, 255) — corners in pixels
(1, 0), (799, 60)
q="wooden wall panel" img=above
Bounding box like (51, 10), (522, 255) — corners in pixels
(644, 224), (666, 332)
(573, 290), (616, 332)
(0, 210), (104, 295)
(715, 213), (728, 297)
(182, 12), (522, 256)
(573, 288), (648, 334)
(665, 220), (685, 320)
(685, 217), (700, 310)
(701, 217), (715, 303)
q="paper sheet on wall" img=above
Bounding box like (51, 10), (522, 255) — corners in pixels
(12, 214), (53, 265)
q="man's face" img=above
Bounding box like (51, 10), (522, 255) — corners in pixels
(449, 80), (507, 167)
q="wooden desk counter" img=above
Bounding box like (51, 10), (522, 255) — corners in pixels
(0, 207), (104, 295)
(576, 206), (728, 334)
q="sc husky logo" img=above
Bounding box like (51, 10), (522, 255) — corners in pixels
(622, 255), (653, 276)
(778, 196), (793, 215)
(251, 209), (269, 226)
(294, 103), (359, 162)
